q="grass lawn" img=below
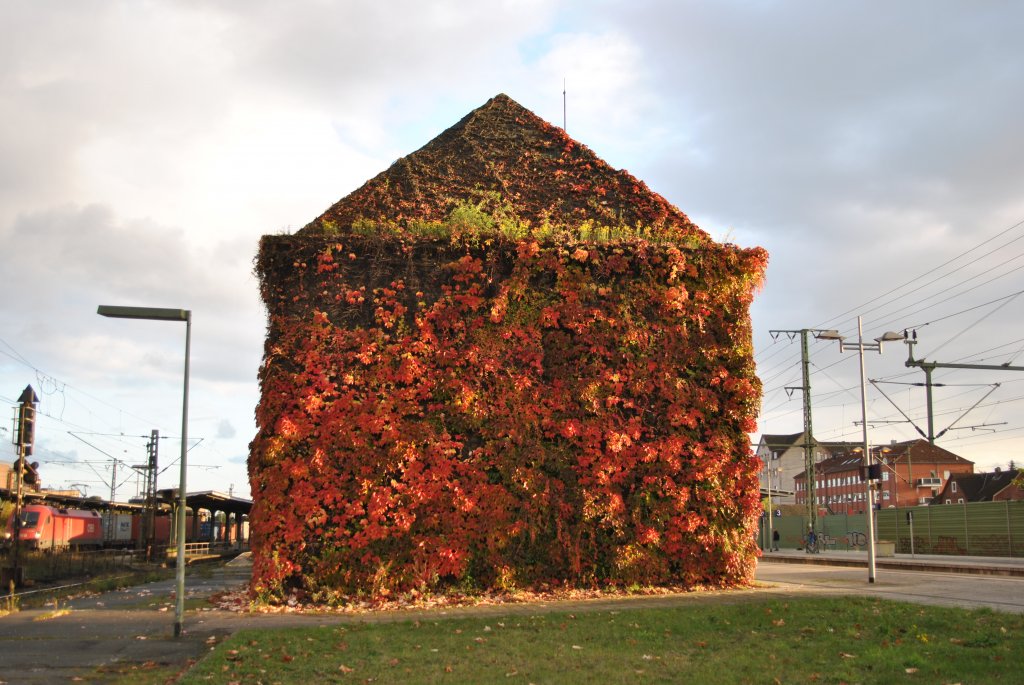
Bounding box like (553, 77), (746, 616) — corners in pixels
(179, 596), (1023, 684)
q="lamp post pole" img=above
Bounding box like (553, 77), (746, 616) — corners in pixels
(816, 319), (902, 584)
(854, 317), (878, 583)
(98, 305), (191, 637)
(175, 312), (191, 637)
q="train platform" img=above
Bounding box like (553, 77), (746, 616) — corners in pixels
(760, 547), (1024, 576)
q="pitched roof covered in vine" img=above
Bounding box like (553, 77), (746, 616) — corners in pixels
(303, 93), (709, 242)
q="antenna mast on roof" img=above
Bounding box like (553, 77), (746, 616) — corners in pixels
(563, 78), (567, 132)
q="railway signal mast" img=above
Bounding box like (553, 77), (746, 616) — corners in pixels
(10, 385), (39, 587)
(132, 429), (159, 558)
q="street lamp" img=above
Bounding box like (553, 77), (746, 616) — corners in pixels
(816, 318), (902, 584)
(98, 305), (191, 637)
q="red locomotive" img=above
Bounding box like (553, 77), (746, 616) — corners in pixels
(3, 504), (104, 551)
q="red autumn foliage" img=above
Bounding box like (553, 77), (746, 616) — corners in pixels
(249, 94), (768, 601)
(251, 230), (767, 600)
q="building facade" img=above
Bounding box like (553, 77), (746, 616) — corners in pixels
(794, 439), (974, 513)
(755, 432), (814, 505)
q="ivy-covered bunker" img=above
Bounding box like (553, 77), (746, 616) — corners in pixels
(250, 94), (768, 600)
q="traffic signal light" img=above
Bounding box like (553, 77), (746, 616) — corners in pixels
(16, 403), (35, 448)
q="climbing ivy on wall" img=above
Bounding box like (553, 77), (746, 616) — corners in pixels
(250, 222), (767, 601)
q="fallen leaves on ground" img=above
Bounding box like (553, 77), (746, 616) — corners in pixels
(210, 581), (735, 615)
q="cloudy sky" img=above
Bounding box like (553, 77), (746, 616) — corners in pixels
(2, 1), (1022, 501)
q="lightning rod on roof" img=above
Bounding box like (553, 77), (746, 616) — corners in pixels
(563, 78), (567, 132)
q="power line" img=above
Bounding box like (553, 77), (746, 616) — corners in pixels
(760, 216), (1024, 457)
(813, 216), (1024, 331)
(0, 336), (163, 430)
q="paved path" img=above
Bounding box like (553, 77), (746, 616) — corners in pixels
(0, 558), (253, 684)
(758, 550), (1024, 613)
(3, 550), (1024, 683)
(761, 547), (1024, 576)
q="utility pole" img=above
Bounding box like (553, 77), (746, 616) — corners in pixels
(133, 430), (159, 556)
(817, 323), (903, 584)
(769, 329), (821, 532)
(903, 331), (1024, 443)
(147, 429), (158, 553)
(107, 458), (118, 541)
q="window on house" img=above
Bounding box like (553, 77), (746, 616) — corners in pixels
(882, 472), (889, 481)
(952, 482), (957, 493)
(946, 499), (951, 504)
(958, 498), (964, 504)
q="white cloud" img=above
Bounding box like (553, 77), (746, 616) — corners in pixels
(2, 0), (1023, 498)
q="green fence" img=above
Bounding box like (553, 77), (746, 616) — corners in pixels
(759, 512), (868, 551)
(760, 500), (1024, 557)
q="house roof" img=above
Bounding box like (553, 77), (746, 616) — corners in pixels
(301, 93), (709, 241)
(877, 439), (974, 465)
(757, 432), (806, 451)
(793, 453), (866, 480)
(793, 439), (974, 480)
(817, 441), (861, 454)
(933, 470), (1020, 503)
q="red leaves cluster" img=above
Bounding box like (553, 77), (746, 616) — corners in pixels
(250, 231), (768, 600)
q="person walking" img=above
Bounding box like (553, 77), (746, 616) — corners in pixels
(772, 528), (780, 552)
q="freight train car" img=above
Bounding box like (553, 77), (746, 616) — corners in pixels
(100, 512), (175, 548)
(101, 512), (135, 547)
(2, 504), (104, 551)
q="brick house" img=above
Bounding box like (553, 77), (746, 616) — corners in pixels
(794, 439), (974, 513)
(932, 468), (1024, 504)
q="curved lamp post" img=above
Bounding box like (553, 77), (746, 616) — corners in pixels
(98, 305), (191, 637)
